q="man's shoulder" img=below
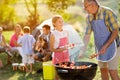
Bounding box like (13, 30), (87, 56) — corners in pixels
(100, 6), (113, 14)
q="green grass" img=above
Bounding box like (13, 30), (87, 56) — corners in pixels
(3, 31), (14, 43)
(0, 52), (43, 80)
(0, 31), (43, 80)
(0, 58), (43, 80)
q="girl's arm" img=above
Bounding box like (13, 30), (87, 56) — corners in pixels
(50, 34), (67, 52)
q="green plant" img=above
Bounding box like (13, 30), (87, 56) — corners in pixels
(0, 0), (18, 30)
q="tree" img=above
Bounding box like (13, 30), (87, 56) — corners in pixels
(24, 0), (40, 33)
(0, 0), (18, 30)
(43, 0), (76, 13)
(43, 0), (76, 21)
(24, 0), (76, 31)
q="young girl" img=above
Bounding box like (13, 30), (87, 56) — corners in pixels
(50, 15), (70, 64)
(50, 15), (70, 80)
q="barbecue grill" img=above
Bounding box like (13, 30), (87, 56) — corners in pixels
(55, 61), (97, 80)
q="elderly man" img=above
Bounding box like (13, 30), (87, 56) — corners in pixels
(79, 0), (120, 80)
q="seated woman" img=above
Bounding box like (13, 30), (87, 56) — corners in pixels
(33, 36), (51, 62)
(9, 24), (23, 63)
(9, 24), (23, 57)
(0, 27), (14, 64)
(0, 27), (9, 52)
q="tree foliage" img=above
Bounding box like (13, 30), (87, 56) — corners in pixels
(0, 0), (18, 30)
(43, 0), (76, 13)
(24, 0), (40, 32)
(43, 0), (76, 20)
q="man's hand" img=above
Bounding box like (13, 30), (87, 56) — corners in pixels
(89, 45), (107, 59)
(99, 45), (107, 55)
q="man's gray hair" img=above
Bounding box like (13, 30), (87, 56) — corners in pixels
(82, 0), (99, 5)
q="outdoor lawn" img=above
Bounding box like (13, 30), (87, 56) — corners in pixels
(0, 31), (44, 80)
(0, 31), (120, 80)
(0, 0), (120, 80)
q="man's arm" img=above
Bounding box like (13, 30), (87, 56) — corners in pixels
(99, 29), (118, 54)
(99, 9), (119, 54)
(50, 34), (67, 52)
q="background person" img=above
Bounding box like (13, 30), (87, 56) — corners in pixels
(18, 26), (36, 73)
(10, 24), (23, 48)
(33, 24), (52, 73)
(9, 24), (23, 63)
(0, 27), (13, 64)
(31, 27), (41, 41)
(33, 24), (52, 62)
